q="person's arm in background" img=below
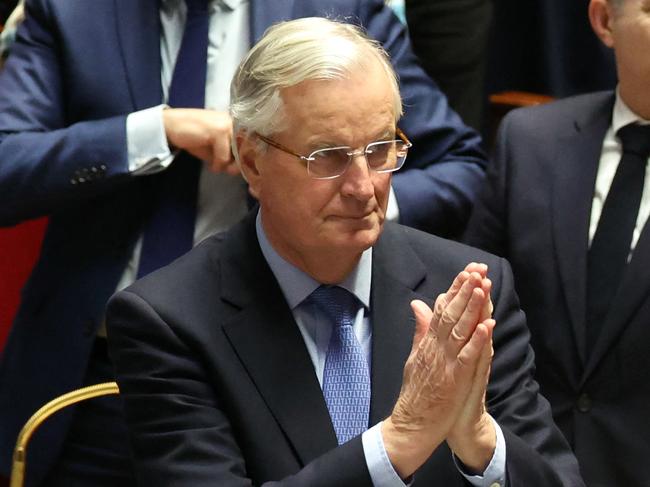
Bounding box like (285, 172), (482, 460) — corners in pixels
(0, 0), (137, 225)
(0, 0), (236, 227)
(357, 0), (487, 238)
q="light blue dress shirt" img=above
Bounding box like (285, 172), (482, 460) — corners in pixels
(255, 212), (506, 486)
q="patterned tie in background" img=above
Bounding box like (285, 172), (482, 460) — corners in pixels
(586, 123), (650, 351)
(137, 0), (209, 278)
(309, 285), (371, 444)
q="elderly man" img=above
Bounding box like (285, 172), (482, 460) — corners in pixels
(464, 0), (650, 485)
(107, 18), (582, 486)
(0, 1), (486, 485)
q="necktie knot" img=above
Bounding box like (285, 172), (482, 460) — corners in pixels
(617, 123), (650, 159)
(308, 285), (360, 328)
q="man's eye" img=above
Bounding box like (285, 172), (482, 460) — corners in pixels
(313, 150), (333, 159)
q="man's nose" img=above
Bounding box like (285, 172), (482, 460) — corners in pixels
(340, 152), (375, 200)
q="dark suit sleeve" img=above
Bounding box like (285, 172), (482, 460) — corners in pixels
(0, 0), (131, 226)
(462, 112), (513, 255)
(107, 290), (374, 487)
(356, 0), (487, 238)
(487, 257), (584, 487)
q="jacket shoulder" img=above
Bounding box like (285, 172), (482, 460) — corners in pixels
(386, 222), (505, 270)
(503, 90), (615, 135)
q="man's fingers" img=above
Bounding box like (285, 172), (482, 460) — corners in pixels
(479, 278), (493, 322)
(464, 262), (488, 279)
(457, 319), (494, 423)
(224, 161), (242, 176)
(456, 321), (490, 375)
(410, 299), (433, 356)
(445, 270), (470, 303)
(437, 272), (483, 340)
(447, 286), (487, 357)
(468, 319), (494, 397)
(163, 108), (237, 173)
(208, 124), (234, 171)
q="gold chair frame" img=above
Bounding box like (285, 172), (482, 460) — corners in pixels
(10, 381), (120, 487)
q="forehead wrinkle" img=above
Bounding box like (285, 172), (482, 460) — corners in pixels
(280, 68), (396, 148)
(302, 118), (395, 152)
(303, 92), (395, 145)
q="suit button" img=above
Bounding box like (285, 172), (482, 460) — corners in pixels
(489, 483), (501, 487)
(576, 393), (592, 413)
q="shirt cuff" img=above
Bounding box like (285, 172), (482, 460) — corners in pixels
(386, 185), (400, 222)
(126, 104), (175, 174)
(453, 416), (507, 487)
(362, 422), (409, 487)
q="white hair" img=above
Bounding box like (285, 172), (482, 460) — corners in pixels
(229, 17), (403, 137)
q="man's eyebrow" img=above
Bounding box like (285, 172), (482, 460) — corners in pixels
(306, 127), (396, 149)
(371, 127), (396, 141)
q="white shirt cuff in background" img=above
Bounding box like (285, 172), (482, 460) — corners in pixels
(126, 104), (175, 174)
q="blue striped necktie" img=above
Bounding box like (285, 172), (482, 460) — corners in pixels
(137, 0), (209, 278)
(309, 285), (371, 444)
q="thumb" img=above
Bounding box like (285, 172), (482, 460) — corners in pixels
(410, 299), (434, 355)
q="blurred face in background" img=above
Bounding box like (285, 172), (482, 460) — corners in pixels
(590, 0), (650, 118)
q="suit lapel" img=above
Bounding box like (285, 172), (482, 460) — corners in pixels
(551, 95), (613, 364)
(219, 219), (433, 459)
(369, 224), (428, 424)
(584, 218), (650, 379)
(219, 215), (337, 465)
(113, 0), (163, 110)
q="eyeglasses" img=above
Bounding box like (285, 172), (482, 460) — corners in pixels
(256, 128), (412, 180)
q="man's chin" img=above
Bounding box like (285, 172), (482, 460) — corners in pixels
(337, 224), (382, 252)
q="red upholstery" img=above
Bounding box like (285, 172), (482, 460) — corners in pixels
(0, 218), (47, 351)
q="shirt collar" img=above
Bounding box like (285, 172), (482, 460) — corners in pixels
(255, 211), (372, 310)
(613, 86), (650, 134)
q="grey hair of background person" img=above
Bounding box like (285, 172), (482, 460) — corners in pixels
(229, 16), (403, 139)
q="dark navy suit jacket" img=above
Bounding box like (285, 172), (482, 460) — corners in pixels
(106, 214), (583, 486)
(465, 91), (650, 486)
(0, 0), (485, 480)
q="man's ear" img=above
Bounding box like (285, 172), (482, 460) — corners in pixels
(235, 131), (262, 199)
(589, 0), (616, 48)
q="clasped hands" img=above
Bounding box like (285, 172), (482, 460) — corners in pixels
(382, 262), (496, 479)
(163, 108), (240, 175)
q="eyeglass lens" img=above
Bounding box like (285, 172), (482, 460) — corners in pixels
(308, 140), (409, 178)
